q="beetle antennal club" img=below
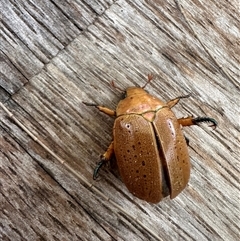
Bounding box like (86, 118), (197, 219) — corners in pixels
(141, 74), (154, 89)
(110, 80), (124, 93)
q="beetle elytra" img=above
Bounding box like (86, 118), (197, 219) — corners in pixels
(84, 75), (217, 203)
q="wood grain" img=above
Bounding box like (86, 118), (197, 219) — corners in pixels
(1, 0), (239, 240)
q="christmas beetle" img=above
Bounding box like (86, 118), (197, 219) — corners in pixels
(84, 75), (217, 203)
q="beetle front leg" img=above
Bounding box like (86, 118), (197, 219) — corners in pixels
(83, 102), (116, 117)
(167, 94), (191, 108)
(178, 116), (217, 129)
(93, 141), (114, 179)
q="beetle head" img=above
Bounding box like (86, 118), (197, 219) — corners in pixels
(122, 73), (153, 98)
(124, 87), (147, 98)
(112, 74), (153, 99)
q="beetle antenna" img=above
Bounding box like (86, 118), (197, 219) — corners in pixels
(142, 74), (154, 89)
(110, 80), (124, 93)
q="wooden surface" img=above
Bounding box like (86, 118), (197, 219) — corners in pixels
(1, 0), (239, 240)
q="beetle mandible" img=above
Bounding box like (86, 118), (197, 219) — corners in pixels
(84, 75), (217, 203)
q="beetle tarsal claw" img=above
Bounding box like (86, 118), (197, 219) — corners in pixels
(93, 159), (107, 180)
(82, 102), (98, 107)
(166, 94), (191, 108)
(193, 117), (218, 130)
(177, 93), (192, 99)
(208, 122), (218, 130)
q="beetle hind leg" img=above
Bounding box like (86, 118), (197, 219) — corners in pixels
(193, 117), (218, 129)
(178, 116), (217, 129)
(93, 161), (105, 180)
(93, 141), (114, 179)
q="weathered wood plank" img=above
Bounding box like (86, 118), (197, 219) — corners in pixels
(0, 0), (107, 95)
(1, 0), (239, 240)
(0, 126), (113, 241)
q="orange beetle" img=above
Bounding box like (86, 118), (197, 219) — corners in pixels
(84, 75), (217, 203)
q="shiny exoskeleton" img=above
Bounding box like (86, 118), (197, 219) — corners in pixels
(84, 75), (217, 203)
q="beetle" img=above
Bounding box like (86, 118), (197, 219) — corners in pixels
(83, 75), (217, 203)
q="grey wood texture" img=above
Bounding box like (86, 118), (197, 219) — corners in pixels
(1, 0), (239, 240)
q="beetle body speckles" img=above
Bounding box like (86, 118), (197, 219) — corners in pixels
(84, 76), (217, 203)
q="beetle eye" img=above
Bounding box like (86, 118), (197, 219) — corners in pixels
(121, 91), (127, 99)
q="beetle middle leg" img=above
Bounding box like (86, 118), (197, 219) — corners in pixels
(93, 141), (114, 179)
(178, 116), (217, 129)
(83, 102), (116, 116)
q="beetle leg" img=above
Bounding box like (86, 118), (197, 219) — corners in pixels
(178, 116), (217, 129)
(167, 94), (191, 108)
(93, 141), (114, 179)
(83, 102), (116, 116)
